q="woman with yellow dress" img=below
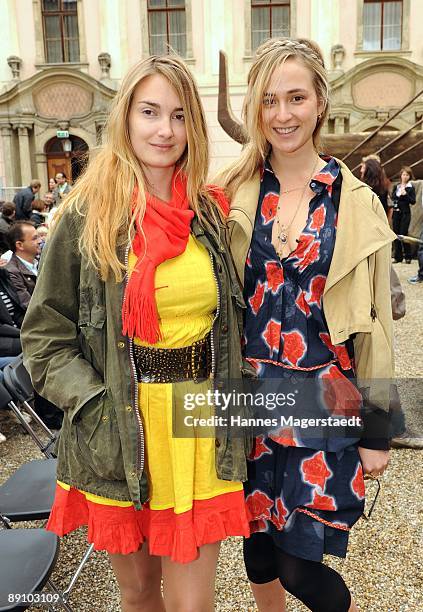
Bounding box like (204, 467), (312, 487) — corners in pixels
(21, 55), (250, 611)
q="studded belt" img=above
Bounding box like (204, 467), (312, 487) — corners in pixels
(133, 334), (212, 383)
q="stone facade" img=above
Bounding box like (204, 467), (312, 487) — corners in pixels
(1, 0), (423, 191)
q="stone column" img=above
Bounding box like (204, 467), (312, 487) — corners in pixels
(0, 124), (15, 187)
(334, 116), (345, 135)
(16, 125), (32, 185)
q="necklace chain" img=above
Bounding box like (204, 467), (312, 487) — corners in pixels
(274, 157), (320, 259)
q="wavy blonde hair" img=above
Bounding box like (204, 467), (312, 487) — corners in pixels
(218, 37), (330, 199)
(55, 55), (221, 281)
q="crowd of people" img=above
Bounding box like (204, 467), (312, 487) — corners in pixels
(0, 38), (422, 611)
(359, 155), (423, 284)
(0, 172), (71, 441)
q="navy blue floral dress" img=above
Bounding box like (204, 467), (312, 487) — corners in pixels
(243, 157), (365, 562)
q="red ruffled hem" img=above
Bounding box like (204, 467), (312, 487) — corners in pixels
(46, 485), (250, 563)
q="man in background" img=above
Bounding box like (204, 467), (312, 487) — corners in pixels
(13, 180), (41, 220)
(0, 202), (16, 252)
(6, 221), (40, 310)
(54, 172), (71, 203)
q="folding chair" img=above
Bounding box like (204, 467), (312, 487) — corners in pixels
(0, 523), (67, 612)
(1, 356), (56, 459)
(0, 378), (94, 607)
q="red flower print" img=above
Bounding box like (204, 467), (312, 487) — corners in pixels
(321, 365), (361, 417)
(334, 345), (352, 370)
(307, 275), (326, 308)
(249, 280), (265, 315)
(298, 241), (320, 272)
(262, 319), (281, 356)
(271, 496), (288, 530)
(319, 333), (352, 370)
(250, 518), (268, 534)
(265, 261), (284, 294)
(301, 451), (332, 489)
(261, 193), (278, 224)
(294, 233), (314, 260)
(351, 463), (365, 500)
(309, 204), (326, 232)
(319, 332), (336, 356)
(295, 290), (311, 317)
(246, 249), (252, 268)
(250, 435), (272, 460)
(246, 490), (273, 520)
(281, 330), (306, 366)
(308, 490), (337, 511)
(269, 427), (297, 447)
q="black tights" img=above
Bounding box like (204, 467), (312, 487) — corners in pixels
(244, 533), (351, 612)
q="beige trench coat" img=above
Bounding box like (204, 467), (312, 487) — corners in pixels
(223, 159), (397, 411)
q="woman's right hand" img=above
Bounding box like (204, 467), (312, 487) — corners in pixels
(358, 447), (390, 478)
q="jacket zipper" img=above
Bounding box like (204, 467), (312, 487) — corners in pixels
(123, 244), (144, 481)
(208, 251), (221, 380)
(370, 304), (377, 321)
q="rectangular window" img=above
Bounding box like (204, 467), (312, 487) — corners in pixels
(42, 0), (80, 63)
(363, 0), (402, 51)
(148, 0), (187, 57)
(251, 1), (290, 52)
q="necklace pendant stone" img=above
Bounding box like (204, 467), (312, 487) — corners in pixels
(279, 232), (288, 244)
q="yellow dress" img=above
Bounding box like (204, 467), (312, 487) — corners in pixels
(52, 235), (249, 562)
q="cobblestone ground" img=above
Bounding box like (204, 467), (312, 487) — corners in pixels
(0, 262), (421, 611)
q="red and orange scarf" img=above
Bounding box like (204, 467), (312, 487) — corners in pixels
(122, 172), (229, 344)
(122, 172), (194, 343)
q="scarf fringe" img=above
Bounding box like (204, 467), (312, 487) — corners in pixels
(123, 289), (162, 344)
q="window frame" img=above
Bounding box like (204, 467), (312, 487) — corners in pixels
(363, 0), (403, 51)
(146, 0), (188, 58)
(41, 0), (81, 64)
(33, 0), (87, 67)
(244, 0), (296, 59)
(357, 0), (409, 54)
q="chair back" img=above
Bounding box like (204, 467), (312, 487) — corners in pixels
(2, 355), (34, 404)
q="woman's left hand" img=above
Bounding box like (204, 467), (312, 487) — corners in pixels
(358, 447), (390, 478)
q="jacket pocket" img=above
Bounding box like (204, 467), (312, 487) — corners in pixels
(78, 287), (106, 376)
(74, 393), (126, 481)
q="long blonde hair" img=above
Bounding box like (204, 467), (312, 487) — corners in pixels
(219, 38), (330, 199)
(55, 55), (220, 281)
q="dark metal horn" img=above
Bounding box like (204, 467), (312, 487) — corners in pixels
(218, 50), (248, 144)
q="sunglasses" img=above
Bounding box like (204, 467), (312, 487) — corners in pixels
(362, 476), (381, 521)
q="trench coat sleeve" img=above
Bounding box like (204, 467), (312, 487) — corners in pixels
(354, 195), (394, 414)
(21, 210), (105, 421)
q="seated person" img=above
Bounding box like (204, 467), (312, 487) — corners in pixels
(6, 221), (40, 310)
(30, 199), (48, 228)
(0, 266), (29, 443)
(0, 202), (16, 252)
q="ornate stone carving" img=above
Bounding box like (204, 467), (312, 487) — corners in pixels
(331, 45), (345, 72)
(98, 52), (111, 79)
(34, 83), (93, 119)
(352, 72), (413, 109)
(7, 55), (22, 79)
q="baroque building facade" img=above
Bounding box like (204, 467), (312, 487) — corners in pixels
(1, 0), (423, 193)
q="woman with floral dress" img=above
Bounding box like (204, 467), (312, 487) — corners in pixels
(218, 38), (395, 612)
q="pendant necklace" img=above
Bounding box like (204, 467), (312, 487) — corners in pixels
(275, 157), (320, 259)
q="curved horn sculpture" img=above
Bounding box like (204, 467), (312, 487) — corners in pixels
(218, 50), (248, 145)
